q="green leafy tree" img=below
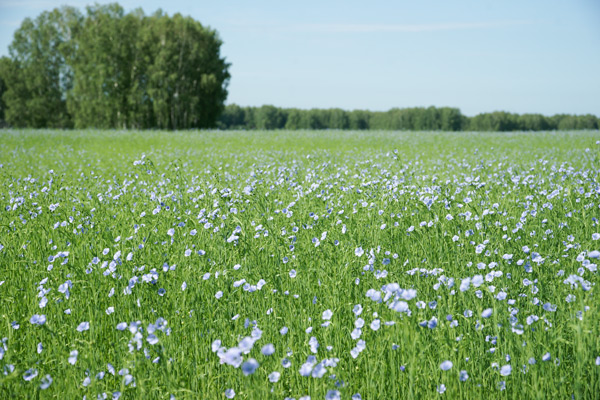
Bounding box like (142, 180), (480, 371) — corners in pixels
(285, 109), (302, 130)
(517, 114), (548, 131)
(0, 57), (9, 125)
(2, 7), (81, 128)
(242, 107), (257, 129)
(556, 114), (598, 130)
(468, 111), (518, 131)
(68, 4), (143, 128)
(575, 114), (598, 130)
(218, 104), (246, 129)
(394, 108), (416, 130)
(367, 111), (388, 130)
(348, 110), (370, 130)
(65, 4), (229, 129)
(255, 105), (286, 129)
(142, 11), (230, 130)
(328, 108), (349, 129)
(303, 109), (325, 129)
(413, 107), (439, 130)
(440, 107), (464, 131)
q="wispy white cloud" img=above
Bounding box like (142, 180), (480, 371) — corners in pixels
(0, 0), (97, 9)
(0, 20), (22, 27)
(301, 20), (535, 33)
(228, 20), (536, 34)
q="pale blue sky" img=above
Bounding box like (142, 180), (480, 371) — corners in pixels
(1, 0), (599, 115)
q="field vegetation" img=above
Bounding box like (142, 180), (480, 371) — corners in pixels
(0, 129), (599, 399)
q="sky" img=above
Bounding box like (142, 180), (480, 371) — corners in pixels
(1, 0), (599, 116)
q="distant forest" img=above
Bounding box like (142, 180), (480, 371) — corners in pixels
(218, 105), (599, 131)
(0, 3), (598, 132)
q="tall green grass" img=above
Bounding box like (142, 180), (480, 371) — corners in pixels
(0, 129), (599, 399)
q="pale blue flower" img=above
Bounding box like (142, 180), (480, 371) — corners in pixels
(77, 321), (90, 332)
(147, 334), (159, 345)
(242, 359), (259, 376)
(261, 344), (275, 356)
(68, 350), (78, 365)
(312, 362), (327, 378)
(370, 319), (381, 331)
(40, 374), (52, 389)
(460, 277), (471, 292)
(268, 371), (280, 382)
(326, 390), (341, 400)
(427, 317), (438, 329)
(440, 360), (453, 371)
(124, 375), (134, 386)
(23, 368), (38, 381)
(299, 360), (314, 376)
(30, 314), (46, 325)
(309, 336), (319, 353)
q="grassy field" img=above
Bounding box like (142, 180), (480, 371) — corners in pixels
(0, 129), (599, 399)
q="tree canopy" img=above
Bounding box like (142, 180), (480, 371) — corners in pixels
(0, 3), (230, 129)
(217, 105), (598, 132)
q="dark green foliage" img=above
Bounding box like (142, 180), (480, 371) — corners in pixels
(468, 111), (519, 131)
(348, 110), (370, 130)
(329, 108), (350, 129)
(255, 105), (287, 129)
(0, 3), (229, 129)
(554, 114), (598, 130)
(0, 57), (8, 125)
(217, 103), (247, 129)
(218, 105), (597, 131)
(284, 109), (302, 130)
(68, 4), (140, 129)
(0, 7), (81, 128)
(518, 113), (551, 131)
(140, 11), (230, 130)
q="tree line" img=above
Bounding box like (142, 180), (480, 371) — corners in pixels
(0, 3), (230, 129)
(218, 105), (599, 131)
